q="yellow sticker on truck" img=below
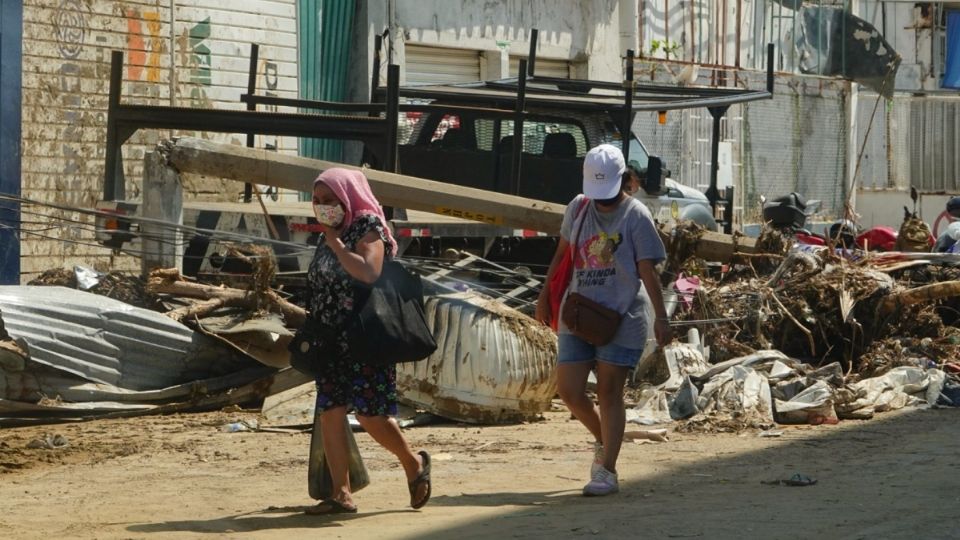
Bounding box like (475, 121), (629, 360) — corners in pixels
(434, 207), (504, 225)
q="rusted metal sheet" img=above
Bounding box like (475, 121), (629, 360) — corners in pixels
(0, 285), (315, 425)
(397, 293), (558, 424)
(0, 286), (261, 396)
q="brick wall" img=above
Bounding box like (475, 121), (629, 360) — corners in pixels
(20, 0), (298, 282)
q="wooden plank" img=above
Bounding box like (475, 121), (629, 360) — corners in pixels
(696, 231), (758, 261)
(167, 137), (568, 234)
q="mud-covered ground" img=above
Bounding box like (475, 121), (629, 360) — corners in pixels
(1, 405), (957, 539)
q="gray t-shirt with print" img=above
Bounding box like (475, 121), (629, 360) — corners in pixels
(558, 194), (666, 349)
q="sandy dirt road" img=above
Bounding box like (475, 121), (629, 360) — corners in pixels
(1, 405), (958, 540)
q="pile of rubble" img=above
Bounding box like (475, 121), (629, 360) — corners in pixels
(633, 224), (960, 432)
(1, 253), (557, 427)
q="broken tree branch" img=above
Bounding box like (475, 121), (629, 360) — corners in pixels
(769, 291), (816, 357)
(148, 268), (306, 327)
(877, 280), (960, 317)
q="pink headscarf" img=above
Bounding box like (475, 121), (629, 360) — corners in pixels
(314, 168), (397, 256)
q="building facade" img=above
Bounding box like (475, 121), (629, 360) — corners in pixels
(7, 1), (958, 283)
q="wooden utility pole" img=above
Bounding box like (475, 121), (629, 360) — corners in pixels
(167, 137), (565, 234)
(165, 137), (755, 261)
(141, 151), (183, 276)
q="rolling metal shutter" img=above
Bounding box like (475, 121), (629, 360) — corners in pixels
(405, 45), (481, 84)
(509, 56), (571, 78)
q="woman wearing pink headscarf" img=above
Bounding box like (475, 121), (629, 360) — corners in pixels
(303, 168), (431, 514)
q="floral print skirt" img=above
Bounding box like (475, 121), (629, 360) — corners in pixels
(314, 351), (398, 417)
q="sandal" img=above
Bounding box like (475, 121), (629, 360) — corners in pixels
(305, 499), (358, 515)
(408, 450), (432, 509)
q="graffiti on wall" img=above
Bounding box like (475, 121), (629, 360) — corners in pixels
(178, 17), (212, 108)
(261, 58), (279, 150)
(55, 0), (85, 203)
(126, 8), (163, 85)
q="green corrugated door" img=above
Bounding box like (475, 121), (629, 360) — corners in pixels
(298, 0), (355, 167)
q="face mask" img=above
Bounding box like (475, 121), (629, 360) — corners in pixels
(313, 203), (345, 227)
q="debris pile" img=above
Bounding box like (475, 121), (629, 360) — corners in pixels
(27, 266), (159, 310)
(634, 226), (960, 431)
(3, 250), (556, 426)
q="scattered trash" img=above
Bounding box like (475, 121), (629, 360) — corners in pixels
(763, 473), (818, 487)
(74, 265), (104, 290)
(674, 273), (701, 310)
(624, 429), (669, 443)
(222, 420), (259, 433)
(26, 434), (69, 449)
(759, 430), (784, 438)
(397, 412), (446, 429)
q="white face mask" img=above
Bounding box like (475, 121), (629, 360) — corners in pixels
(313, 203), (345, 227)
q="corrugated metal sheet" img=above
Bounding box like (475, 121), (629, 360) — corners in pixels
(0, 286), (257, 392)
(911, 97), (960, 193)
(856, 91), (891, 190)
(397, 293), (557, 424)
(405, 45), (481, 85)
(298, 0), (355, 165)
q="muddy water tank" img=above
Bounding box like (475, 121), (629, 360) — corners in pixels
(397, 293), (558, 424)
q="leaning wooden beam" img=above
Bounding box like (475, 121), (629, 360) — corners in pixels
(165, 137), (756, 262)
(166, 137), (566, 234)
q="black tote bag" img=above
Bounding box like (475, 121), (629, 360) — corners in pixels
(346, 260), (437, 366)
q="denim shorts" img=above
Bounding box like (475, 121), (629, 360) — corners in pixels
(557, 333), (644, 368)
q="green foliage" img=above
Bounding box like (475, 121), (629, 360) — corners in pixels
(649, 39), (681, 58)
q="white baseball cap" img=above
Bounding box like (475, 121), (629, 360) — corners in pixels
(582, 144), (627, 200)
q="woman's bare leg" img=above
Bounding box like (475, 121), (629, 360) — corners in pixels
(595, 362), (630, 473)
(355, 414), (427, 503)
(556, 362), (602, 442)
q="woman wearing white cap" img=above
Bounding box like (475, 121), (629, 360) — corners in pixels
(535, 143), (672, 496)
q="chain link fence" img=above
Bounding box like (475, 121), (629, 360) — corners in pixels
(634, 70), (851, 225)
(909, 97), (960, 193)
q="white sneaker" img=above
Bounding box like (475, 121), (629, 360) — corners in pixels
(583, 466), (619, 496)
(591, 441), (604, 476)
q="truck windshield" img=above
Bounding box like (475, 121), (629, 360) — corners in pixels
(599, 122), (649, 171)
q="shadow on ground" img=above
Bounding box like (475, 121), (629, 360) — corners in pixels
(126, 505), (416, 534)
(410, 409), (960, 540)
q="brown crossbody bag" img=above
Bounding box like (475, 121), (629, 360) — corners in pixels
(560, 201), (622, 346)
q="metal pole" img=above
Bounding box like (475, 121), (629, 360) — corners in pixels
(243, 43), (260, 203)
(527, 28), (538, 77)
(384, 64), (400, 173)
(767, 43), (775, 93)
(665, 0), (670, 59)
(371, 33), (383, 100)
(104, 50), (124, 201)
(735, 0), (742, 81)
(690, 0), (696, 62)
(623, 49), (635, 164)
(706, 105), (730, 231)
(510, 59), (528, 195)
(379, 63), (400, 221)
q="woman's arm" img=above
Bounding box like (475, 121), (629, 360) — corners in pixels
(637, 259), (672, 346)
(534, 237), (571, 325)
(323, 228), (386, 284)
